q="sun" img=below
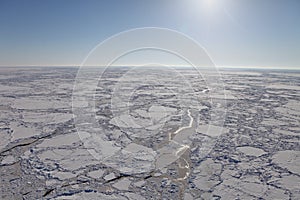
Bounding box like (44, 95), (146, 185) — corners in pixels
(204, 0), (217, 9)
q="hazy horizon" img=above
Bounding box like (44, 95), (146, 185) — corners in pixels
(0, 65), (299, 70)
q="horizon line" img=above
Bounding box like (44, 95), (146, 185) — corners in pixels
(0, 65), (299, 70)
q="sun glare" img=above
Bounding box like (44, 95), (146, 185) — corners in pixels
(204, 0), (216, 9)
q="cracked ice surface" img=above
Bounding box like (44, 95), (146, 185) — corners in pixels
(0, 67), (299, 199)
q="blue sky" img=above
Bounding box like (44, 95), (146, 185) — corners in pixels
(0, 0), (299, 68)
